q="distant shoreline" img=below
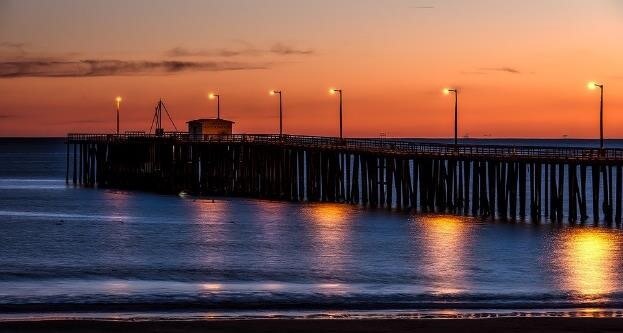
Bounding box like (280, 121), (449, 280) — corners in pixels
(2, 318), (623, 333)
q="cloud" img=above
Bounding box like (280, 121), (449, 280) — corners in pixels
(0, 42), (26, 49)
(0, 113), (17, 119)
(0, 59), (268, 78)
(165, 46), (261, 58)
(478, 67), (522, 74)
(269, 43), (314, 55)
(166, 42), (314, 58)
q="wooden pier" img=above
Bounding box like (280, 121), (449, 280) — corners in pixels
(67, 133), (623, 224)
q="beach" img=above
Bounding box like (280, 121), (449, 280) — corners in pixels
(2, 318), (623, 333)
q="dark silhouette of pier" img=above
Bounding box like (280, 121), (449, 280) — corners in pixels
(67, 133), (623, 224)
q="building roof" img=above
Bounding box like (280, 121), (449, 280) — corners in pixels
(187, 118), (235, 124)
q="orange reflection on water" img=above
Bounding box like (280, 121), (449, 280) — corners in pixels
(199, 283), (223, 291)
(310, 203), (349, 227)
(191, 198), (230, 224)
(102, 280), (131, 294)
(555, 229), (621, 297)
(419, 216), (471, 294)
(306, 203), (353, 277)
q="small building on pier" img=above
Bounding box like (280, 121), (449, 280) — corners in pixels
(187, 118), (234, 136)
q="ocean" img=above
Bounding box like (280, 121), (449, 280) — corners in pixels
(1, 138), (623, 320)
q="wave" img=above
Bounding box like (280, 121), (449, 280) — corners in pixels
(0, 279), (622, 314)
(0, 178), (66, 190)
(0, 178), (64, 182)
(0, 210), (131, 221)
(1, 292), (623, 314)
(3, 308), (623, 322)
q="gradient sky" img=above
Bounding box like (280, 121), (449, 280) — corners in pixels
(1, 0), (622, 137)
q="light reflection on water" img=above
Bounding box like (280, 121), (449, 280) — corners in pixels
(553, 228), (622, 298)
(419, 216), (472, 294)
(3, 185), (623, 310)
(305, 203), (353, 285)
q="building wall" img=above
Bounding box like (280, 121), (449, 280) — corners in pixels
(188, 120), (232, 136)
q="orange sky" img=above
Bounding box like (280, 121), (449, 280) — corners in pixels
(1, 0), (622, 137)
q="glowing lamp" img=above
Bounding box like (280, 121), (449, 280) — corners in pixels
(443, 88), (457, 95)
(587, 81), (600, 90)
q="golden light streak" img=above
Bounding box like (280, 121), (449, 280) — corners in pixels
(420, 216), (470, 294)
(556, 229), (620, 297)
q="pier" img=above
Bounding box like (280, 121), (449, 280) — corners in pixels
(67, 133), (623, 224)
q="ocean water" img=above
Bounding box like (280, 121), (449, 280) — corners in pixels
(1, 138), (623, 320)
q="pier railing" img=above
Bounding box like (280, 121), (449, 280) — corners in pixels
(67, 133), (623, 162)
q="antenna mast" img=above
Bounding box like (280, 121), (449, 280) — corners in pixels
(149, 99), (177, 136)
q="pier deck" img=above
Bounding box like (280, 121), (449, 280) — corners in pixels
(67, 133), (623, 224)
(68, 133), (623, 163)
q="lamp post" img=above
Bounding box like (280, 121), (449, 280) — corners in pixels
(443, 88), (458, 146)
(270, 90), (283, 136)
(208, 93), (221, 119)
(115, 96), (122, 135)
(588, 82), (605, 150)
(330, 88), (343, 139)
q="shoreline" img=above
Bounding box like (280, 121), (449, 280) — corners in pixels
(2, 318), (623, 333)
(2, 308), (623, 321)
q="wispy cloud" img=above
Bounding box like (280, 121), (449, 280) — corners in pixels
(166, 42), (314, 58)
(0, 42), (26, 49)
(0, 59), (268, 78)
(165, 46), (262, 58)
(478, 67), (522, 74)
(269, 43), (314, 55)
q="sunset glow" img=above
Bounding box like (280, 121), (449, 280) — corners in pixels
(0, 1), (622, 137)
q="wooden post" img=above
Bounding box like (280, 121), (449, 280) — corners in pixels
(362, 155), (369, 206)
(617, 165), (622, 223)
(345, 153), (351, 203)
(592, 165), (600, 223)
(519, 162), (526, 219)
(351, 154), (360, 204)
(386, 157), (394, 209)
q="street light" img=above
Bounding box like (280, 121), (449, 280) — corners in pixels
(443, 88), (458, 146)
(115, 96), (122, 135)
(208, 93), (221, 119)
(588, 81), (605, 150)
(270, 90), (283, 136)
(330, 88), (343, 139)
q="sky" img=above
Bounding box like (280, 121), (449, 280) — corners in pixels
(0, 0), (622, 138)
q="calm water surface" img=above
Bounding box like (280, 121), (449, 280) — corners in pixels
(1, 138), (623, 318)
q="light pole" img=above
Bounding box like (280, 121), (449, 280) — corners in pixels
(443, 88), (458, 146)
(588, 82), (605, 150)
(115, 96), (122, 135)
(270, 90), (283, 136)
(330, 88), (343, 139)
(208, 93), (221, 119)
